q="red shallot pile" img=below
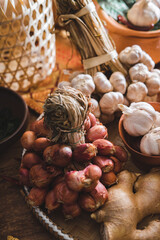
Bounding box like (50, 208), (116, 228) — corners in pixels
(20, 112), (128, 220)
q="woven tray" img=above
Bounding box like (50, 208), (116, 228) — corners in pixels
(21, 117), (141, 240)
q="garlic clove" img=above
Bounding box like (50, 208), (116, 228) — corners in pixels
(93, 72), (113, 94)
(140, 51), (155, 71)
(140, 127), (160, 155)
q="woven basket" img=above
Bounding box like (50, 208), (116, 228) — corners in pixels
(0, 0), (56, 92)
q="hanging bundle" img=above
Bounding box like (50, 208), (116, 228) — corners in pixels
(43, 87), (89, 146)
(54, 0), (127, 76)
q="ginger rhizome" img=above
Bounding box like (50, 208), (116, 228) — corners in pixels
(91, 169), (160, 240)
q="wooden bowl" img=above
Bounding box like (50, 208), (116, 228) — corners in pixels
(0, 87), (29, 152)
(94, 1), (160, 64)
(118, 102), (160, 167)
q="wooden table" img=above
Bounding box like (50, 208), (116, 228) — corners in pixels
(0, 110), (55, 240)
(0, 109), (141, 240)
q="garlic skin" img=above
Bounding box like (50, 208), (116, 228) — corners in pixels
(119, 45), (143, 66)
(140, 51), (155, 71)
(153, 111), (160, 128)
(89, 98), (101, 118)
(118, 103), (156, 136)
(127, 0), (160, 27)
(129, 63), (150, 83)
(71, 74), (95, 96)
(58, 81), (71, 89)
(109, 72), (127, 94)
(145, 72), (160, 96)
(140, 127), (160, 155)
(126, 82), (148, 102)
(93, 72), (113, 94)
(99, 91), (124, 115)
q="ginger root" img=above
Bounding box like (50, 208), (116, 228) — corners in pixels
(91, 169), (160, 240)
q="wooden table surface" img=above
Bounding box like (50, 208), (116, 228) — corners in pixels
(0, 109), (141, 240)
(0, 110), (55, 240)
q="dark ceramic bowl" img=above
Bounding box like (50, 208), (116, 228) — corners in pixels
(119, 102), (160, 167)
(0, 87), (29, 152)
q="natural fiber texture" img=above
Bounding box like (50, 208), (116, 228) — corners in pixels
(55, 0), (127, 76)
(0, 0), (55, 92)
(43, 87), (89, 146)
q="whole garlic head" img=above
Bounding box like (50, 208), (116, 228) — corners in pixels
(145, 72), (160, 96)
(109, 72), (127, 94)
(118, 102), (157, 136)
(99, 91), (124, 115)
(126, 82), (148, 102)
(119, 45), (143, 66)
(71, 74), (95, 96)
(129, 63), (150, 83)
(140, 51), (155, 71)
(140, 127), (160, 155)
(127, 0), (160, 27)
(93, 72), (113, 94)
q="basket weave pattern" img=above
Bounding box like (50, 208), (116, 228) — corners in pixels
(0, 0), (56, 92)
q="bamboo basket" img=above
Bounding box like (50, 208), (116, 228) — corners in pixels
(0, 0), (56, 92)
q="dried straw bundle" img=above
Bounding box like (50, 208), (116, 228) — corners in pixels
(54, 0), (127, 76)
(43, 87), (89, 146)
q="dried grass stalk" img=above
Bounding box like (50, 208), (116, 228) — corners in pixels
(43, 87), (89, 147)
(54, 0), (127, 76)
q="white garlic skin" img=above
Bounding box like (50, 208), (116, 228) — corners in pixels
(129, 63), (150, 83)
(99, 91), (124, 115)
(140, 51), (155, 71)
(145, 72), (160, 96)
(109, 72), (127, 94)
(153, 111), (160, 128)
(71, 74), (95, 96)
(119, 103), (156, 136)
(93, 72), (113, 93)
(126, 82), (148, 102)
(58, 81), (71, 89)
(119, 45), (143, 66)
(89, 98), (101, 118)
(127, 0), (160, 27)
(140, 127), (160, 155)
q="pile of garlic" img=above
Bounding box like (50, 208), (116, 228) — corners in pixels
(119, 102), (160, 156)
(58, 45), (160, 124)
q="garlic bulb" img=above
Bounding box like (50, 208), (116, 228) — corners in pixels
(140, 51), (155, 71)
(127, 0), (160, 27)
(71, 74), (95, 96)
(145, 72), (160, 96)
(93, 72), (113, 93)
(129, 63), (150, 83)
(152, 69), (160, 78)
(126, 82), (148, 102)
(58, 81), (71, 89)
(109, 72), (127, 94)
(99, 91), (124, 115)
(118, 103), (156, 136)
(119, 45), (143, 66)
(140, 127), (160, 155)
(153, 111), (160, 128)
(89, 98), (101, 118)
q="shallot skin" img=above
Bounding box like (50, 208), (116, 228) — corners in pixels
(28, 187), (48, 206)
(30, 118), (50, 137)
(45, 188), (60, 212)
(73, 143), (97, 163)
(20, 131), (37, 150)
(21, 152), (42, 169)
(86, 124), (108, 142)
(93, 139), (115, 155)
(62, 203), (81, 219)
(43, 144), (72, 167)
